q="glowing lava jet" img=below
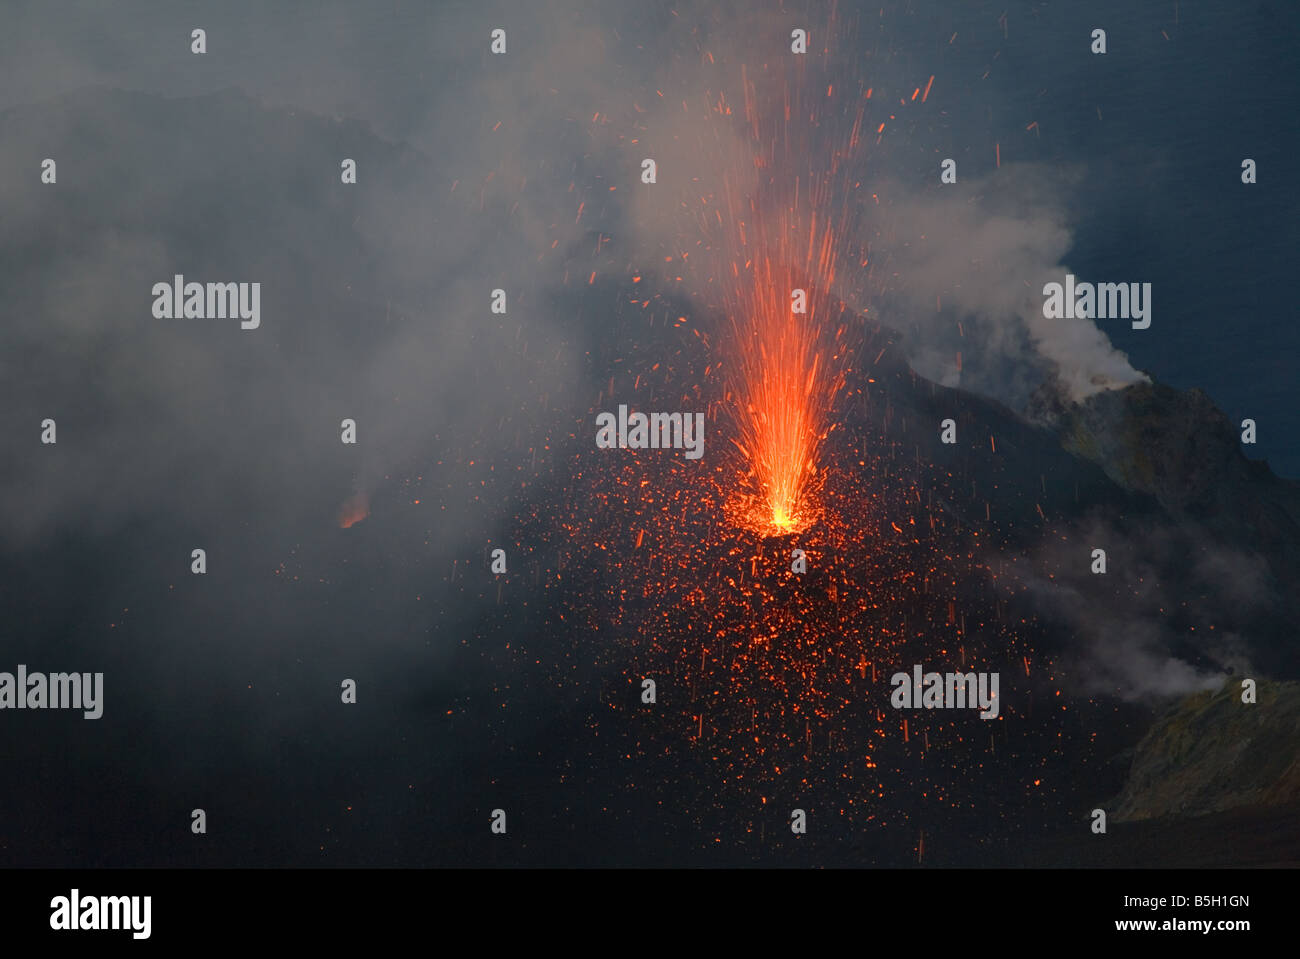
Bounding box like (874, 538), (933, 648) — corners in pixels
(725, 256), (846, 537)
(717, 67), (860, 538)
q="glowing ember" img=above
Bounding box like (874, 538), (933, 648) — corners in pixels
(337, 492), (369, 528)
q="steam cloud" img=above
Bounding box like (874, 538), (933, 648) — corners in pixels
(863, 168), (1149, 407)
(1012, 513), (1267, 701)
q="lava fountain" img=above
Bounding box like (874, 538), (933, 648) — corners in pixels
(716, 64), (864, 537)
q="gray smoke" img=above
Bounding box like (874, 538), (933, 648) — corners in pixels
(1010, 513), (1264, 701)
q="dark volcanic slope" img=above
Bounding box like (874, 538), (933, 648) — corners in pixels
(1114, 679), (1300, 822)
(1064, 381), (1300, 676)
